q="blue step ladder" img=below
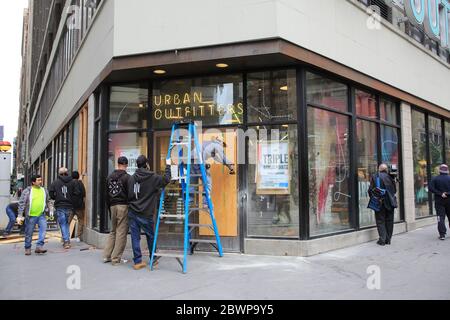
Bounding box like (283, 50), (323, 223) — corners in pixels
(150, 121), (223, 274)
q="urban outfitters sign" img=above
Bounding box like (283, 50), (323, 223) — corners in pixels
(405, 0), (450, 48)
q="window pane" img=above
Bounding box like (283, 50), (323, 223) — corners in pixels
(380, 98), (398, 124)
(355, 89), (377, 119)
(412, 110), (430, 218)
(429, 116), (443, 177)
(247, 69), (297, 123)
(381, 125), (401, 222)
(357, 120), (378, 227)
(446, 122), (450, 164)
(109, 83), (148, 130)
(152, 75), (243, 129)
(108, 132), (148, 175)
(306, 72), (348, 112)
(246, 125), (299, 238)
(308, 107), (351, 236)
(73, 116), (80, 171)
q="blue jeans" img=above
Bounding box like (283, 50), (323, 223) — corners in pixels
(57, 208), (71, 242)
(128, 209), (154, 265)
(5, 206), (16, 234)
(24, 214), (47, 249)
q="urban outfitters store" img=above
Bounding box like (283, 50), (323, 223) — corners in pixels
(91, 49), (405, 255)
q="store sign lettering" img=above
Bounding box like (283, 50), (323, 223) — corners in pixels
(153, 91), (243, 121)
(405, 0), (450, 48)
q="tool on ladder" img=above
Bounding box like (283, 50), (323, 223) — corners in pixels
(150, 121), (223, 274)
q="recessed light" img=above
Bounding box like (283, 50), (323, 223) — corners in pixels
(280, 86), (288, 91)
(154, 69), (166, 75)
(139, 103), (144, 108)
(216, 63), (229, 68)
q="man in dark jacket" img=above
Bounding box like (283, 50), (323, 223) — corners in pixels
(429, 164), (450, 240)
(369, 163), (398, 246)
(103, 156), (131, 265)
(68, 171), (86, 241)
(49, 167), (77, 249)
(127, 155), (171, 270)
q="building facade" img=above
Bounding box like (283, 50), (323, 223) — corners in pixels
(17, 0), (450, 256)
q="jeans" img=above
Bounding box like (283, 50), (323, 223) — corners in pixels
(24, 214), (47, 249)
(57, 208), (72, 242)
(128, 209), (154, 265)
(5, 206), (16, 234)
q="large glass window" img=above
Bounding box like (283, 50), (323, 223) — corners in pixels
(247, 70), (297, 123)
(109, 83), (148, 130)
(246, 125), (299, 238)
(306, 72), (348, 113)
(355, 89), (377, 119)
(412, 110), (430, 218)
(357, 120), (378, 227)
(380, 98), (398, 124)
(381, 125), (401, 222)
(152, 75), (243, 129)
(308, 107), (351, 236)
(108, 132), (148, 175)
(428, 116), (443, 177)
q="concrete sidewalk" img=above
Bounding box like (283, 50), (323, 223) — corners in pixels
(0, 224), (449, 300)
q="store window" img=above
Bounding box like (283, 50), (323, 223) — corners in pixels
(247, 70), (297, 123)
(381, 125), (401, 222)
(412, 110), (430, 218)
(109, 83), (148, 130)
(306, 72), (348, 113)
(380, 98), (398, 124)
(428, 116), (443, 177)
(357, 120), (378, 227)
(246, 125), (299, 238)
(355, 89), (377, 119)
(308, 107), (351, 236)
(108, 132), (148, 175)
(152, 75), (243, 129)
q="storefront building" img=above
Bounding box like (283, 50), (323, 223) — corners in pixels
(19, 0), (450, 256)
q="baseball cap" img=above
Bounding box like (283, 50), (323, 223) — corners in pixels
(118, 156), (129, 165)
(440, 164), (449, 174)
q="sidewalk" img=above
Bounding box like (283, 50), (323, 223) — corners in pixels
(0, 224), (449, 300)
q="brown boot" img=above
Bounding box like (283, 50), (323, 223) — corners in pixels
(133, 261), (147, 270)
(35, 247), (47, 254)
(25, 249), (31, 256)
(63, 241), (71, 249)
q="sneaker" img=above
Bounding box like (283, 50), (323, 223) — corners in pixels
(63, 242), (71, 249)
(439, 235), (446, 241)
(74, 238), (81, 243)
(103, 258), (112, 263)
(133, 261), (147, 270)
(25, 249), (31, 256)
(35, 247), (47, 254)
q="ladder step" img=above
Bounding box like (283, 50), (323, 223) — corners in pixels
(189, 208), (210, 212)
(163, 220), (184, 225)
(171, 142), (190, 146)
(160, 214), (185, 219)
(188, 224), (213, 228)
(189, 239), (217, 244)
(154, 251), (184, 258)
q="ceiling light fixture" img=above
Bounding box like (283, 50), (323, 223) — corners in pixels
(154, 69), (166, 75)
(216, 63), (229, 68)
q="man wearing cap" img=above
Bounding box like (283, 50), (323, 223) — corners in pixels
(429, 164), (450, 240)
(127, 155), (171, 270)
(103, 156), (131, 265)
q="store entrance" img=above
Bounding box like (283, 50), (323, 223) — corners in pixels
(153, 128), (241, 252)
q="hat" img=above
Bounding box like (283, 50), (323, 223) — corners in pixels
(118, 156), (128, 165)
(440, 164), (449, 174)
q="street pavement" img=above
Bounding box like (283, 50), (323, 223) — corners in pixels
(0, 224), (449, 300)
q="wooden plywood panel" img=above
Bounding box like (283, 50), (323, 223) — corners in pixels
(199, 131), (237, 237)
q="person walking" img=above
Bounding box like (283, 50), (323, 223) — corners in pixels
(49, 167), (77, 249)
(429, 164), (450, 240)
(17, 175), (52, 256)
(368, 163), (398, 246)
(103, 156), (131, 266)
(2, 202), (20, 237)
(68, 171), (86, 242)
(127, 155), (171, 270)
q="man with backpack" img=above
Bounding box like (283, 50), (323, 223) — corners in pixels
(68, 171), (86, 242)
(429, 164), (450, 241)
(103, 157), (131, 266)
(127, 155), (171, 270)
(368, 163), (398, 246)
(49, 167), (77, 249)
